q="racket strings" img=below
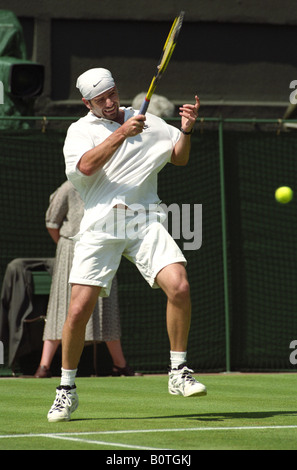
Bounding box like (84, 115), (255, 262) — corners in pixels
(139, 11), (184, 113)
(159, 12), (184, 72)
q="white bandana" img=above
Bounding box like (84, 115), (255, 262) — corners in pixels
(76, 68), (115, 100)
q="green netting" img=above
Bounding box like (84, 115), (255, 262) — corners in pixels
(224, 130), (297, 371)
(0, 128), (66, 266)
(0, 124), (226, 373)
(0, 120), (297, 373)
(117, 131), (226, 372)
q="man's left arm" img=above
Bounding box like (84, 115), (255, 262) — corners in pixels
(171, 95), (200, 166)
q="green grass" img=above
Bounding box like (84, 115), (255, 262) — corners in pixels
(0, 373), (297, 450)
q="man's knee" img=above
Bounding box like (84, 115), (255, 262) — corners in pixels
(67, 296), (96, 329)
(66, 304), (90, 330)
(157, 263), (190, 304)
(67, 284), (100, 327)
(171, 278), (190, 303)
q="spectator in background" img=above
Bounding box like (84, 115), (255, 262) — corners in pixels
(34, 180), (141, 378)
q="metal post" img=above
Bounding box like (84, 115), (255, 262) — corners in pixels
(218, 119), (231, 372)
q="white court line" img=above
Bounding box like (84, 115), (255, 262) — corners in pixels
(1, 426), (297, 450)
(0, 431), (169, 450)
(1, 424), (297, 440)
(57, 425), (297, 434)
(44, 434), (167, 450)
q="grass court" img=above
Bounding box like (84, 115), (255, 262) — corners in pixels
(0, 373), (297, 451)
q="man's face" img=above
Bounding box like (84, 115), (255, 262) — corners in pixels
(83, 87), (121, 121)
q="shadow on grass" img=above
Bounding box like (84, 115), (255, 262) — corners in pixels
(183, 410), (297, 422)
(69, 410), (297, 423)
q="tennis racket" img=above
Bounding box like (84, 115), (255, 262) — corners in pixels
(138, 11), (185, 115)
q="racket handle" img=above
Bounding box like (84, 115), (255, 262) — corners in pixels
(138, 98), (150, 115)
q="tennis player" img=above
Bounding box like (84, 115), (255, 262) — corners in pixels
(47, 68), (206, 422)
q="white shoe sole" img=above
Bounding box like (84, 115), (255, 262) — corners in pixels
(47, 414), (72, 423)
(169, 387), (207, 397)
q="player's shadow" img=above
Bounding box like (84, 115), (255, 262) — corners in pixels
(70, 410), (297, 423)
(167, 410), (297, 422)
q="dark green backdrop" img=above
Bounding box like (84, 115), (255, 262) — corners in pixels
(0, 121), (296, 373)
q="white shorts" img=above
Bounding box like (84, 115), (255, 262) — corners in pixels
(69, 209), (187, 297)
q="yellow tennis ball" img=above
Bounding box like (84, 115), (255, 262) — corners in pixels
(275, 186), (293, 204)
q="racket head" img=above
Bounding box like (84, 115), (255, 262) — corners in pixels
(139, 11), (184, 114)
(158, 11), (184, 74)
(146, 11), (184, 100)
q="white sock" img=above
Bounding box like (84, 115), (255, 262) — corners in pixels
(170, 351), (187, 370)
(60, 368), (77, 387)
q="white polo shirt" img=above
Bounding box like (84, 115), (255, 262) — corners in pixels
(64, 107), (181, 233)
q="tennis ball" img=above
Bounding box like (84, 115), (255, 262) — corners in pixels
(275, 186), (293, 204)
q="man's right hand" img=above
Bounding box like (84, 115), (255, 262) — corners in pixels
(120, 115), (146, 138)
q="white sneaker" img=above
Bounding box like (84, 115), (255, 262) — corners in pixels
(168, 364), (207, 397)
(47, 385), (79, 422)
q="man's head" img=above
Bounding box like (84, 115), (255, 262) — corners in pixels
(76, 68), (121, 121)
(76, 68), (115, 100)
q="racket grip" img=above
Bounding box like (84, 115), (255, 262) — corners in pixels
(138, 99), (150, 115)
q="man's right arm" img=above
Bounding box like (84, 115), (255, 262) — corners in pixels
(77, 115), (146, 176)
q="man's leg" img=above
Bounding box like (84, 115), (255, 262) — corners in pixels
(156, 262), (191, 352)
(156, 263), (207, 397)
(47, 284), (101, 422)
(62, 284), (101, 370)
